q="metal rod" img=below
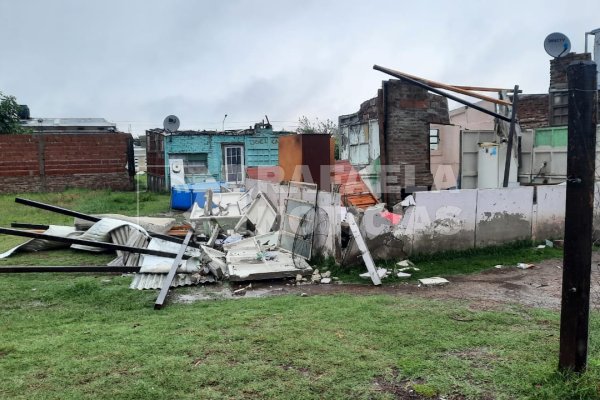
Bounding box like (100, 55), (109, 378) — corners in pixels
(0, 227), (191, 259)
(373, 65), (512, 122)
(559, 60), (598, 373)
(15, 198), (100, 222)
(502, 85), (519, 187)
(0, 266), (141, 273)
(11, 222), (50, 230)
(13, 198), (200, 248)
(451, 85), (522, 93)
(372, 65), (512, 106)
(154, 228), (194, 309)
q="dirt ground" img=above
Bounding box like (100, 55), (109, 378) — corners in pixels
(175, 254), (600, 310)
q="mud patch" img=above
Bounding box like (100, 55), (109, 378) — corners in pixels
(372, 368), (466, 400)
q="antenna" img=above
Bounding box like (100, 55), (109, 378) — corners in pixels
(163, 115), (180, 133)
(544, 32), (571, 58)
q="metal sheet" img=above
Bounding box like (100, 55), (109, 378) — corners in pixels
(129, 273), (215, 290)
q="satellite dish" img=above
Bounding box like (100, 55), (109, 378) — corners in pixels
(163, 115), (180, 133)
(544, 32), (571, 58)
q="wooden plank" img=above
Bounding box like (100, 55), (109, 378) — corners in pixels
(451, 85), (521, 93)
(154, 228), (194, 310)
(373, 65), (512, 106)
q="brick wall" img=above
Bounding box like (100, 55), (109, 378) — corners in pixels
(382, 80), (449, 206)
(517, 94), (549, 130)
(550, 53), (591, 90)
(0, 132), (134, 193)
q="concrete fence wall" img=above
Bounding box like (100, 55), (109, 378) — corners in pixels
(394, 184), (600, 255)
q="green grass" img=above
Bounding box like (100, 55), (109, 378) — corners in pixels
(0, 188), (170, 266)
(324, 241), (564, 284)
(1, 274), (600, 399)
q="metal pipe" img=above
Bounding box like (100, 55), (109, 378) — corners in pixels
(0, 266), (141, 273)
(373, 65), (512, 122)
(13, 198), (200, 248)
(0, 227), (191, 259)
(373, 65), (512, 106)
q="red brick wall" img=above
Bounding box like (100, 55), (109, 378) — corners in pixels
(381, 80), (449, 206)
(0, 132), (134, 193)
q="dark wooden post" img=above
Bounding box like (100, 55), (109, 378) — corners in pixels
(559, 60), (598, 372)
(502, 85), (519, 187)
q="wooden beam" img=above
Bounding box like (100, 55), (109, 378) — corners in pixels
(373, 65), (512, 106)
(451, 85), (522, 93)
(373, 65), (511, 123)
(558, 61), (597, 373)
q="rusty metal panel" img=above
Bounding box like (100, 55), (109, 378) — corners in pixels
(278, 134), (333, 190)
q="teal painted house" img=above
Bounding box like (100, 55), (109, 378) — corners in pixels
(146, 122), (288, 191)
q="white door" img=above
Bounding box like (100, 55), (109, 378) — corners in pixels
(224, 145), (244, 183)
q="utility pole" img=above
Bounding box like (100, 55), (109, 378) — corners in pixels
(559, 60), (598, 372)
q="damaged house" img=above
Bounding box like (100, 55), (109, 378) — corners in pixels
(338, 79), (450, 207)
(146, 122), (289, 192)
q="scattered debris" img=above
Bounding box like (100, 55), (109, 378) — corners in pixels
(320, 277), (332, 284)
(537, 245), (546, 249)
(493, 264), (503, 269)
(517, 263), (535, 270)
(396, 272), (411, 279)
(360, 268), (389, 280)
(418, 277), (450, 287)
(545, 239), (554, 248)
(396, 260), (416, 268)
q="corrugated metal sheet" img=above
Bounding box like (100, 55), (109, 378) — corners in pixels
(129, 273), (215, 290)
(332, 160), (378, 209)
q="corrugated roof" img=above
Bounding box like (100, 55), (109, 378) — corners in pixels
(22, 118), (116, 128)
(129, 273), (215, 290)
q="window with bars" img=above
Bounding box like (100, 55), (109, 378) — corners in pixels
(550, 91), (569, 126)
(170, 153), (208, 174)
(429, 129), (440, 150)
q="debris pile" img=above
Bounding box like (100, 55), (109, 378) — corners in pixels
(0, 180), (452, 308)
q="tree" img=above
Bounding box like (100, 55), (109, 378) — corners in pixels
(0, 91), (28, 134)
(297, 116), (338, 136)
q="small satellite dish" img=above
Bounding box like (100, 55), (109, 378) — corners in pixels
(163, 115), (180, 133)
(544, 32), (571, 58)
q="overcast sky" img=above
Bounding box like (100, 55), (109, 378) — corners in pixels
(1, 0), (599, 136)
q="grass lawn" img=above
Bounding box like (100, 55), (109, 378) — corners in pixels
(1, 274), (600, 400)
(2, 188), (600, 398)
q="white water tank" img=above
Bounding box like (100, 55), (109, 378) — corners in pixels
(477, 142), (518, 188)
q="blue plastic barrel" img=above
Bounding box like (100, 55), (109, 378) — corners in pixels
(190, 182), (226, 207)
(170, 185), (193, 210)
